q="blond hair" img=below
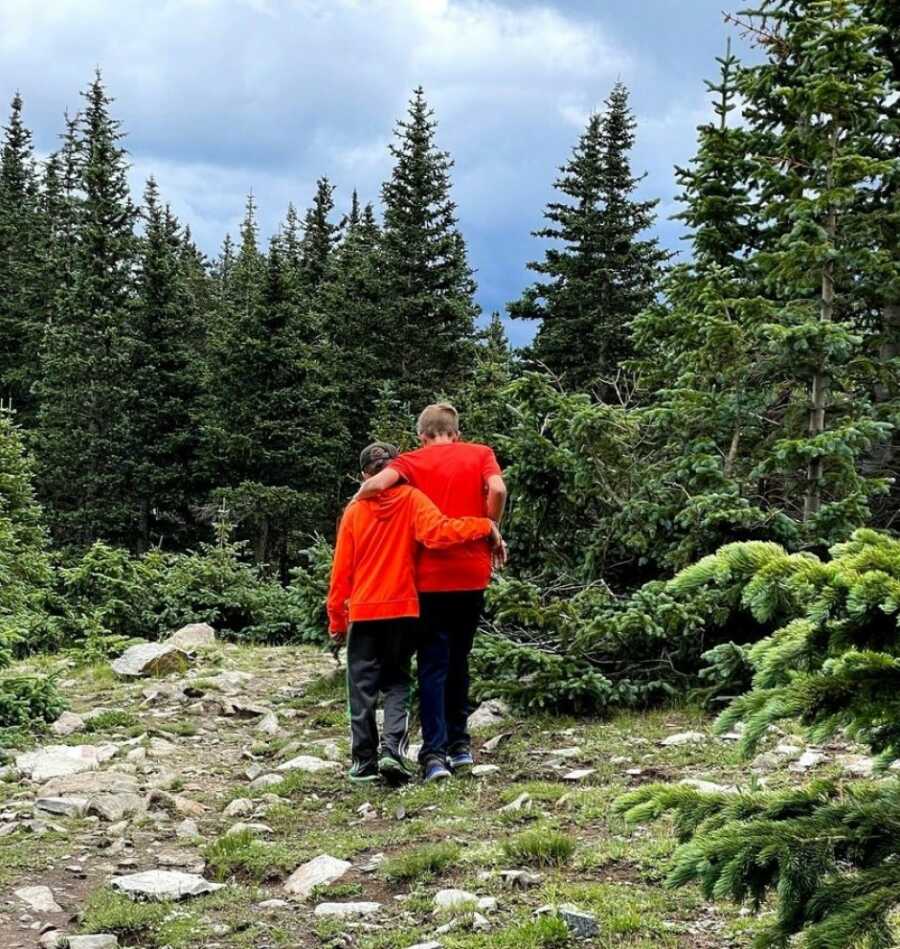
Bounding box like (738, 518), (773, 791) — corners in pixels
(416, 402), (460, 439)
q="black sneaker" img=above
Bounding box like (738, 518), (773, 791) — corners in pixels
(378, 749), (414, 785)
(349, 759), (379, 784)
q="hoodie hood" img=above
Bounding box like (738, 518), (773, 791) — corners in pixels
(368, 485), (410, 520)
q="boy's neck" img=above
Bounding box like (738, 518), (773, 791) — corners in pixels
(421, 434), (458, 446)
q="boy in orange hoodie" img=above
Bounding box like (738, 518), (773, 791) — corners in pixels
(327, 442), (499, 784)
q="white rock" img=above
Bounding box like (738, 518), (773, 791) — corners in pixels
(148, 737), (178, 758)
(227, 821), (273, 837)
(35, 796), (89, 818)
(471, 764), (500, 777)
(309, 739), (342, 761)
(284, 854), (352, 898)
(111, 869), (224, 901)
(16, 744), (117, 782)
(15, 885), (63, 912)
(207, 670), (254, 693)
(558, 903), (599, 938)
(791, 750), (829, 772)
(50, 711), (85, 737)
(468, 700), (510, 729)
(406, 943), (443, 949)
(500, 869), (542, 888)
(774, 742), (802, 759)
(42, 771), (138, 796)
(562, 768), (595, 782)
(223, 798), (255, 818)
(68, 937), (120, 949)
(838, 754), (875, 777)
(477, 896), (498, 912)
(175, 819), (200, 838)
(500, 792), (531, 813)
(661, 731), (706, 747)
(249, 773), (283, 790)
(433, 888), (478, 910)
(259, 898), (290, 909)
(313, 901), (381, 918)
(481, 733), (511, 754)
(87, 792), (146, 822)
(256, 712), (282, 737)
(111, 642), (190, 678)
(277, 755), (340, 774)
(679, 778), (738, 795)
(165, 623), (216, 651)
(548, 747), (581, 759)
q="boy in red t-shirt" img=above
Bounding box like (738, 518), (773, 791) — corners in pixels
(355, 404), (507, 781)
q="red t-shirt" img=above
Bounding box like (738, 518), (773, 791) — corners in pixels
(389, 441), (502, 592)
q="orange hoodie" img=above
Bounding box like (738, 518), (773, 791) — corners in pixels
(327, 485), (493, 635)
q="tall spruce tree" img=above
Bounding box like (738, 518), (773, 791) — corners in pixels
(299, 177), (339, 292)
(381, 87), (477, 406)
(0, 94), (42, 422)
(510, 83), (668, 395)
(35, 72), (139, 548)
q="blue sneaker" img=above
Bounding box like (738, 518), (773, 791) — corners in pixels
(448, 749), (475, 773)
(423, 756), (451, 783)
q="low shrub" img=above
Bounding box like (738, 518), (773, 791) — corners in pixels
(0, 674), (66, 729)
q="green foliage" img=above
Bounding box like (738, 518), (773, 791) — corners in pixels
(284, 535), (335, 644)
(382, 841), (460, 882)
(203, 829), (296, 883)
(501, 827), (576, 867)
(0, 674), (65, 728)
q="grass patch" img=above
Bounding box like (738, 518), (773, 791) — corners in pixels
(203, 829), (298, 883)
(502, 827), (576, 867)
(159, 719), (198, 737)
(499, 782), (569, 805)
(311, 881), (364, 900)
(83, 709), (139, 732)
(383, 841), (460, 882)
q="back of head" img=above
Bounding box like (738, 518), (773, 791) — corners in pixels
(417, 402), (459, 440)
(359, 441), (399, 477)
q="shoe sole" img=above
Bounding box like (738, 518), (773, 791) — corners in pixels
(379, 757), (413, 784)
(424, 769), (451, 782)
(349, 773), (380, 784)
(449, 760), (474, 774)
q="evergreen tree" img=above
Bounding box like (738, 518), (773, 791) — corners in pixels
(299, 177), (339, 292)
(0, 94), (42, 422)
(130, 178), (205, 551)
(34, 72), (139, 548)
(456, 313), (517, 447)
(510, 83), (668, 395)
(381, 87), (477, 406)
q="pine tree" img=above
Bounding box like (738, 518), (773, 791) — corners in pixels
(510, 83), (668, 395)
(455, 313), (517, 446)
(34, 72), (139, 548)
(129, 178), (205, 551)
(299, 177), (339, 292)
(0, 93), (42, 422)
(381, 87), (477, 406)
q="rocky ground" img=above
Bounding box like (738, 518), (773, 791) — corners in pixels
(0, 628), (879, 948)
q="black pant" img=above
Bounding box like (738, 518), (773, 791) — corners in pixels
(346, 618), (417, 764)
(417, 590), (485, 762)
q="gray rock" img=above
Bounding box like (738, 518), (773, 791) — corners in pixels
(558, 904), (599, 938)
(661, 731), (706, 747)
(111, 869), (224, 901)
(175, 818), (200, 838)
(481, 732), (511, 754)
(406, 943), (443, 949)
(249, 773), (283, 790)
(500, 869), (542, 888)
(111, 642), (190, 678)
(15, 885), (63, 912)
(313, 901), (381, 918)
(838, 754), (875, 777)
(500, 792), (531, 813)
(165, 623), (216, 651)
(471, 764), (500, 777)
(223, 798), (255, 818)
(256, 712), (282, 736)
(277, 755), (340, 774)
(147, 737), (178, 758)
(308, 739), (342, 761)
(548, 747), (581, 759)
(68, 937), (120, 949)
(226, 821), (273, 837)
(679, 778), (739, 795)
(87, 792), (146, 822)
(790, 749), (829, 772)
(433, 888), (478, 911)
(35, 796), (89, 818)
(16, 744), (118, 782)
(562, 768), (595, 782)
(207, 670), (254, 693)
(259, 898), (290, 909)
(283, 854), (351, 898)
(50, 711), (85, 737)
(468, 699), (510, 729)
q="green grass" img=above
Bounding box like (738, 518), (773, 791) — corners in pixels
(382, 841), (461, 882)
(83, 709), (139, 732)
(502, 827), (576, 867)
(311, 881), (364, 900)
(159, 719), (199, 737)
(203, 829), (299, 883)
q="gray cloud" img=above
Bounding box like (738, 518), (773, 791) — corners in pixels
(0, 0), (749, 345)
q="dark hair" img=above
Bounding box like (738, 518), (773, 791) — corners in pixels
(359, 441), (399, 476)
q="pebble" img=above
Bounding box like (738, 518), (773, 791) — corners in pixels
(14, 885), (63, 913)
(471, 764), (500, 777)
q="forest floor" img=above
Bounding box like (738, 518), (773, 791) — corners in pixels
(0, 639), (863, 948)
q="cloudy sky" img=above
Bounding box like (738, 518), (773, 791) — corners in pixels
(0, 0), (750, 344)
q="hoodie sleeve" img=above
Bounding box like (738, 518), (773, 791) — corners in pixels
(410, 489), (493, 549)
(327, 506), (356, 635)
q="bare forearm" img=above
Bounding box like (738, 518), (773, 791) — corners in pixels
(486, 482), (507, 523)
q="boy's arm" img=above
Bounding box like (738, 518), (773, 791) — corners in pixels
(486, 474), (507, 523)
(410, 490), (495, 549)
(326, 510), (356, 638)
(354, 466), (402, 501)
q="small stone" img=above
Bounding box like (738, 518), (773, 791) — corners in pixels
(175, 818), (200, 838)
(433, 888), (478, 911)
(500, 792), (531, 813)
(406, 943), (442, 949)
(111, 869), (224, 901)
(471, 764), (500, 777)
(207, 670), (254, 693)
(481, 733), (512, 754)
(500, 869), (542, 888)
(165, 623), (216, 651)
(308, 739), (342, 761)
(277, 755), (340, 774)
(147, 737), (178, 758)
(15, 885), (63, 913)
(359, 853), (386, 873)
(35, 796), (89, 818)
(157, 849), (204, 870)
(661, 731), (706, 747)
(147, 790), (207, 818)
(256, 712), (282, 737)
(50, 711), (85, 737)
(284, 854), (352, 898)
(790, 749), (829, 773)
(313, 901), (381, 918)
(468, 700), (510, 729)
(679, 778), (738, 795)
(562, 768), (595, 782)
(558, 903), (599, 938)
(111, 642), (190, 678)
(472, 911), (491, 931)
(774, 742), (802, 759)
(548, 747), (581, 759)
(68, 936), (120, 949)
(357, 801), (376, 818)
(223, 798), (255, 818)
(249, 773), (283, 790)
(477, 896), (497, 912)
(227, 821), (273, 837)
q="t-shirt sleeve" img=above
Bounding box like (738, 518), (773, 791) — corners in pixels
(481, 446), (502, 482)
(388, 453), (415, 485)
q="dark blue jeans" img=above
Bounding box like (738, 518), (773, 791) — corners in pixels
(417, 590), (485, 763)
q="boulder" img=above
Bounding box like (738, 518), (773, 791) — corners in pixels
(468, 700), (510, 729)
(15, 885), (63, 912)
(249, 773), (283, 790)
(68, 938), (120, 949)
(165, 623), (216, 651)
(277, 755), (340, 774)
(17, 744), (118, 782)
(87, 792), (146, 822)
(558, 904), (599, 938)
(42, 771), (138, 797)
(283, 854), (351, 898)
(433, 888), (478, 911)
(111, 642), (190, 678)
(50, 711), (85, 737)
(110, 869), (224, 901)
(35, 796), (89, 818)
(661, 731), (706, 747)
(313, 901), (381, 918)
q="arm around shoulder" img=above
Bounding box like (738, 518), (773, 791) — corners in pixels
(354, 466), (402, 501)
